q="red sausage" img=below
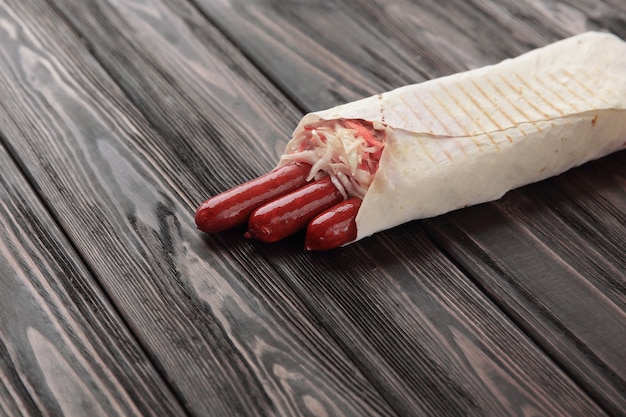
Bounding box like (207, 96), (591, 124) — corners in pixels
(195, 162), (311, 233)
(304, 198), (361, 251)
(245, 176), (344, 243)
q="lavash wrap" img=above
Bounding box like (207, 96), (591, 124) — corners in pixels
(280, 32), (626, 243)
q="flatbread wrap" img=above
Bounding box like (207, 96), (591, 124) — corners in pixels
(278, 31), (626, 244)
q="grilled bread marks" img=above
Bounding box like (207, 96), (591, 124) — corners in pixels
(427, 63), (616, 141)
(305, 32), (626, 139)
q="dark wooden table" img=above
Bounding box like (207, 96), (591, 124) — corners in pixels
(0, 0), (624, 416)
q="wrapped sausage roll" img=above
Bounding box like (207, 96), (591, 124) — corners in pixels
(278, 31), (626, 243)
(196, 32), (625, 249)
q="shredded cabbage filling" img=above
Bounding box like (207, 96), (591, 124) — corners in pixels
(281, 119), (387, 199)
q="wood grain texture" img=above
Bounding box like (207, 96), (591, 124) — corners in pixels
(249, 229), (609, 417)
(423, 152), (626, 415)
(0, 146), (186, 415)
(0, 0), (623, 416)
(37, 0), (623, 416)
(49, 0), (302, 196)
(198, 0), (626, 103)
(0, 0), (397, 416)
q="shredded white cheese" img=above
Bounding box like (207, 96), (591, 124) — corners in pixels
(280, 120), (386, 199)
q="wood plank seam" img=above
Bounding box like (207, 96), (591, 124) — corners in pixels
(422, 218), (625, 417)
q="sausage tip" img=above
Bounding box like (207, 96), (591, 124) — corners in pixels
(195, 162), (312, 234)
(304, 198), (361, 251)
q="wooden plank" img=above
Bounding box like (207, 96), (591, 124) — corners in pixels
(190, 0), (626, 415)
(0, 0), (397, 416)
(196, 0), (557, 110)
(200, 0), (626, 106)
(422, 152), (626, 414)
(39, 0), (620, 415)
(250, 228), (610, 416)
(0, 149), (186, 415)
